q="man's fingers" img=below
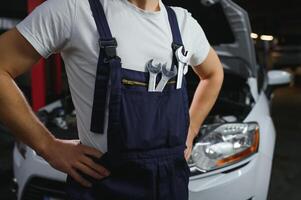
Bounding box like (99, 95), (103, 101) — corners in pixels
(81, 145), (103, 158)
(78, 144), (110, 176)
(184, 148), (191, 161)
(69, 169), (92, 188)
(76, 162), (104, 180)
(184, 150), (188, 160)
(81, 156), (110, 176)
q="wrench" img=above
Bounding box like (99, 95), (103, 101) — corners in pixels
(175, 46), (191, 89)
(155, 63), (177, 92)
(184, 65), (188, 75)
(146, 59), (162, 92)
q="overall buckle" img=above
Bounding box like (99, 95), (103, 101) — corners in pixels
(99, 38), (118, 62)
(172, 42), (182, 52)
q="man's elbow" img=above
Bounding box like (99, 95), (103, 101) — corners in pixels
(0, 67), (15, 80)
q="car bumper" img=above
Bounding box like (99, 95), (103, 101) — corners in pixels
(188, 152), (273, 200)
(13, 146), (67, 200)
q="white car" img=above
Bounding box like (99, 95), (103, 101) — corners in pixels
(13, 0), (292, 200)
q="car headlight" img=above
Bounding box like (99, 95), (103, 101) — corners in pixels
(189, 122), (259, 172)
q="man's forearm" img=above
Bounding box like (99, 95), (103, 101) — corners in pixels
(0, 71), (54, 156)
(0, 29), (108, 186)
(189, 68), (224, 138)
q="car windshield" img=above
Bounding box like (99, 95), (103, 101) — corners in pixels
(164, 0), (235, 45)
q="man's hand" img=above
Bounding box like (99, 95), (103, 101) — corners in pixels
(41, 139), (110, 187)
(184, 127), (197, 161)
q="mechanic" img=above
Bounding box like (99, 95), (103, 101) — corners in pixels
(0, 0), (223, 199)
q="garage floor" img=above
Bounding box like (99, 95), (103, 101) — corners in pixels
(0, 81), (301, 200)
(268, 82), (301, 200)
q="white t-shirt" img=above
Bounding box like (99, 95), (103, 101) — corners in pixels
(16, 0), (210, 153)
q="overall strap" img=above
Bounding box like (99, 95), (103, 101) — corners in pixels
(165, 6), (184, 69)
(88, 0), (121, 134)
(89, 0), (112, 39)
(165, 7), (190, 146)
(165, 6), (183, 49)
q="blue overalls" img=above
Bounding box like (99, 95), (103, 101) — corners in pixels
(66, 0), (190, 199)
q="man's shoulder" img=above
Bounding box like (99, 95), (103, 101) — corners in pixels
(167, 6), (193, 25)
(169, 6), (188, 13)
(47, 0), (78, 4)
(41, 0), (78, 11)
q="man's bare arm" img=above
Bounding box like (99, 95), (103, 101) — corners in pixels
(0, 28), (109, 187)
(0, 28), (53, 151)
(185, 47), (224, 160)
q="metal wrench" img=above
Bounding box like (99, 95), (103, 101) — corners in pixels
(146, 59), (162, 92)
(155, 63), (177, 92)
(183, 65), (188, 75)
(175, 46), (191, 89)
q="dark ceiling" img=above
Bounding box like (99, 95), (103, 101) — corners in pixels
(234, 0), (301, 44)
(0, 0), (27, 19)
(0, 0), (300, 44)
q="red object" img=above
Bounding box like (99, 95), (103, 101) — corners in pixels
(27, 0), (44, 12)
(54, 54), (63, 96)
(31, 59), (46, 111)
(27, 0), (46, 111)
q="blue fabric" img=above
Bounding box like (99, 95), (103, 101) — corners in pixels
(166, 6), (183, 46)
(67, 0), (191, 199)
(119, 70), (188, 150)
(88, 0), (112, 39)
(88, 0), (117, 134)
(66, 146), (189, 200)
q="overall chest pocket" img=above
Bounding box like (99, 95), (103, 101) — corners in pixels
(119, 81), (188, 150)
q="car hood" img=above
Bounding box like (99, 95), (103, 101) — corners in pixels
(165, 0), (257, 78)
(212, 0), (257, 78)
